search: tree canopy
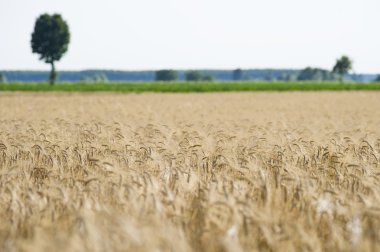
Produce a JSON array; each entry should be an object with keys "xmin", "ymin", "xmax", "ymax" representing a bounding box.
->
[{"xmin": 31, "ymin": 14, "xmax": 70, "ymax": 85}]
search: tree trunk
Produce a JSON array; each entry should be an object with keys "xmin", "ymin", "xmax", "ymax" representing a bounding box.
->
[
  {"xmin": 339, "ymin": 74, "xmax": 344, "ymax": 83},
  {"xmin": 49, "ymin": 61, "xmax": 56, "ymax": 85}
]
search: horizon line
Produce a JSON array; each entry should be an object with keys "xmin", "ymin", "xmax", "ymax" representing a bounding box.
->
[{"xmin": 1, "ymin": 68, "xmax": 379, "ymax": 75}]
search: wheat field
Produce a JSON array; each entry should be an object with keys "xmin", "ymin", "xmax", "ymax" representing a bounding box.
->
[{"xmin": 0, "ymin": 92, "xmax": 380, "ymax": 252}]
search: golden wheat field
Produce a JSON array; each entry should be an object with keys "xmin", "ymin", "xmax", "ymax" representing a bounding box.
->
[{"xmin": 1, "ymin": 91, "xmax": 380, "ymax": 252}]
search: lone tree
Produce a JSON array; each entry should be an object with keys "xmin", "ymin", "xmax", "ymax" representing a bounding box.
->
[
  {"xmin": 332, "ymin": 56, "xmax": 352, "ymax": 82},
  {"xmin": 31, "ymin": 14, "xmax": 70, "ymax": 85}
]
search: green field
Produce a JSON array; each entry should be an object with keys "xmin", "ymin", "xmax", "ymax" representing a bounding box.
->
[{"xmin": 1, "ymin": 82, "xmax": 380, "ymax": 92}]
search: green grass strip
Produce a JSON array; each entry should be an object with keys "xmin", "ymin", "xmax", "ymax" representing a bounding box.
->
[{"xmin": 1, "ymin": 82, "xmax": 380, "ymax": 92}]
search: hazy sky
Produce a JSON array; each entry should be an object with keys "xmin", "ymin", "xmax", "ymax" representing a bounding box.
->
[{"xmin": 1, "ymin": 0, "xmax": 379, "ymax": 73}]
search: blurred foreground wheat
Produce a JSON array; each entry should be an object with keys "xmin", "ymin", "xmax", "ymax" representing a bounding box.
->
[{"xmin": 0, "ymin": 92, "xmax": 380, "ymax": 252}]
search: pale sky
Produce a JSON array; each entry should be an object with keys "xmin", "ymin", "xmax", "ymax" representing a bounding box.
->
[{"xmin": 0, "ymin": 0, "xmax": 379, "ymax": 73}]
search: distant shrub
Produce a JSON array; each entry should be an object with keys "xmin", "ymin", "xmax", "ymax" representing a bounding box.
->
[
  {"xmin": 201, "ymin": 75, "xmax": 214, "ymax": 81},
  {"xmin": 155, "ymin": 70, "xmax": 178, "ymax": 81},
  {"xmin": 297, "ymin": 67, "xmax": 338, "ymax": 81},
  {"xmin": 185, "ymin": 71, "xmax": 214, "ymax": 82},
  {"xmin": 232, "ymin": 68, "xmax": 243, "ymax": 81},
  {"xmin": 185, "ymin": 71, "xmax": 203, "ymax": 81}
]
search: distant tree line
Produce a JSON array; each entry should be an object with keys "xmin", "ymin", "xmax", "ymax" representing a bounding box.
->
[
  {"xmin": 80, "ymin": 73, "xmax": 108, "ymax": 83},
  {"xmin": 0, "ymin": 72, "xmax": 7, "ymax": 83},
  {"xmin": 296, "ymin": 68, "xmax": 339, "ymax": 81},
  {"xmin": 1, "ymin": 69, "xmax": 378, "ymax": 83}
]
